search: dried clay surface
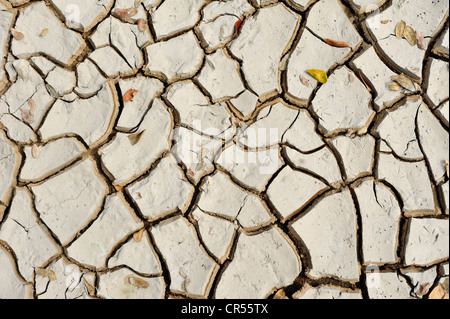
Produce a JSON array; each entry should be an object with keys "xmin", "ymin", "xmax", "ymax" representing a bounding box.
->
[{"xmin": 0, "ymin": 0, "xmax": 449, "ymax": 300}]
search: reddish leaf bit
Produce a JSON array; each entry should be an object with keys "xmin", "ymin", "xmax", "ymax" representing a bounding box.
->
[
  {"xmin": 123, "ymin": 89, "xmax": 138, "ymax": 102},
  {"xmin": 137, "ymin": 19, "xmax": 147, "ymax": 32},
  {"xmin": 21, "ymin": 108, "xmax": 34, "ymax": 124},
  {"xmin": 187, "ymin": 169, "xmax": 195, "ymax": 177},
  {"xmin": 235, "ymin": 19, "xmax": 243, "ymax": 34},
  {"xmin": 299, "ymin": 75, "xmax": 311, "ymax": 88},
  {"xmin": 114, "ymin": 8, "xmax": 138, "ymax": 18},
  {"xmin": 324, "ymin": 38, "xmax": 350, "ymax": 48}
]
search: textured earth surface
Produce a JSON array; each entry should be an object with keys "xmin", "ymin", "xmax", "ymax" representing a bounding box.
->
[{"xmin": 0, "ymin": 0, "xmax": 449, "ymax": 299}]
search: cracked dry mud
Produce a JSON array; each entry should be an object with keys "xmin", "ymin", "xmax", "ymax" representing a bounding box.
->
[{"xmin": 0, "ymin": 0, "xmax": 449, "ymax": 300}]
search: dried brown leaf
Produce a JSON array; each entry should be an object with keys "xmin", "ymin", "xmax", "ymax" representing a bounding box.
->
[
  {"xmin": 391, "ymin": 74, "xmax": 415, "ymax": 91},
  {"xmin": 128, "ymin": 130, "xmax": 146, "ymax": 145},
  {"xmin": 388, "ymin": 81, "xmax": 403, "ymax": 91},
  {"xmin": 134, "ymin": 0, "xmax": 143, "ymax": 8},
  {"xmin": 36, "ymin": 268, "xmax": 56, "ymax": 280},
  {"xmin": 11, "ymin": 28, "xmax": 24, "ymax": 40},
  {"xmin": 39, "ymin": 28, "xmax": 49, "ymax": 37},
  {"xmin": 137, "ymin": 19, "xmax": 146, "ymax": 32},
  {"xmin": 300, "ymin": 75, "xmax": 311, "ymax": 88},
  {"xmin": 115, "ymin": 8, "xmax": 138, "ymax": 18},
  {"xmin": 126, "ymin": 275, "xmax": 149, "ymax": 289},
  {"xmin": 404, "ymin": 26, "xmax": 417, "ymax": 46},
  {"xmin": 381, "ymin": 20, "xmax": 391, "ymax": 24},
  {"xmin": 133, "ymin": 229, "xmax": 145, "ymax": 242},
  {"xmin": 443, "ymin": 278, "xmax": 449, "ymax": 291},
  {"xmin": 395, "ymin": 20, "xmax": 406, "ymax": 39},
  {"xmin": 31, "ymin": 144, "xmax": 39, "ymax": 159},
  {"xmin": 46, "ymin": 84, "xmax": 58, "ymax": 98},
  {"xmin": 187, "ymin": 168, "xmax": 195, "ymax": 177},
  {"xmin": 416, "ymin": 283, "xmax": 431, "ymax": 297},
  {"xmin": 84, "ymin": 279, "xmax": 96, "ymax": 295},
  {"xmin": 324, "ymin": 38, "xmax": 350, "ymax": 48},
  {"xmin": 416, "ymin": 31, "xmax": 426, "ymax": 50},
  {"xmin": 429, "ymin": 284, "xmax": 446, "ymax": 299}
]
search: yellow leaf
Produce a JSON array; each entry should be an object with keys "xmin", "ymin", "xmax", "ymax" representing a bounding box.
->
[
  {"xmin": 306, "ymin": 69, "xmax": 328, "ymax": 84},
  {"xmin": 404, "ymin": 26, "xmax": 417, "ymax": 46},
  {"xmin": 133, "ymin": 229, "xmax": 145, "ymax": 242},
  {"xmin": 39, "ymin": 28, "xmax": 49, "ymax": 37},
  {"xmin": 395, "ymin": 20, "xmax": 406, "ymax": 39}
]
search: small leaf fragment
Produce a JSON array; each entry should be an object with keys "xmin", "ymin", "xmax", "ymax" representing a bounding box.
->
[
  {"xmin": 46, "ymin": 84, "xmax": 58, "ymax": 98},
  {"xmin": 137, "ymin": 19, "xmax": 146, "ymax": 32},
  {"xmin": 84, "ymin": 279, "xmax": 96, "ymax": 296},
  {"xmin": 429, "ymin": 284, "xmax": 446, "ymax": 299},
  {"xmin": 404, "ymin": 26, "xmax": 417, "ymax": 46},
  {"xmin": 348, "ymin": 74, "xmax": 355, "ymax": 83},
  {"xmin": 36, "ymin": 268, "xmax": 56, "ymax": 280},
  {"xmin": 324, "ymin": 38, "xmax": 350, "ymax": 48},
  {"xmin": 114, "ymin": 8, "xmax": 138, "ymax": 18},
  {"xmin": 126, "ymin": 275, "xmax": 149, "ymax": 289},
  {"xmin": 128, "ymin": 130, "xmax": 146, "ymax": 146},
  {"xmin": 114, "ymin": 185, "xmax": 124, "ymax": 192},
  {"xmin": 306, "ymin": 69, "xmax": 328, "ymax": 84},
  {"xmin": 133, "ymin": 229, "xmax": 145, "ymax": 242},
  {"xmin": 11, "ymin": 28, "xmax": 24, "ymax": 40},
  {"xmin": 299, "ymin": 75, "xmax": 311, "ymax": 88},
  {"xmin": 39, "ymin": 28, "xmax": 49, "ymax": 37},
  {"xmin": 31, "ymin": 144, "xmax": 40, "ymax": 159},
  {"xmin": 443, "ymin": 278, "xmax": 449, "ymax": 291},
  {"xmin": 28, "ymin": 99, "xmax": 36, "ymax": 115},
  {"xmin": 381, "ymin": 20, "xmax": 391, "ymax": 24},
  {"xmin": 20, "ymin": 108, "xmax": 34, "ymax": 124},
  {"xmin": 416, "ymin": 283, "xmax": 431, "ymax": 296},
  {"xmin": 388, "ymin": 81, "xmax": 403, "ymax": 91},
  {"xmin": 235, "ymin": 19, "xmax": 243, "ymax": 34},
  {"xmin": 395, "ymin": 20, "xmax": 406, "ymax": 39},
  {"xmin": 123, "ymin": 89, "xmax": 138, "ymax": 102},
  {"xmin": 273, "ymin": 289, "xmax": 287, "ymax": 299},
  {"xmin": 391, "ymin": 74, "xmax": 415, "ymax": 91},
  {"xmin": 416, "ymin": 31, "xmax": 426, "ymax": 50},
  {"xmin": 179, "ymin": 269, "xmax": 187, "ymax": 278}
]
